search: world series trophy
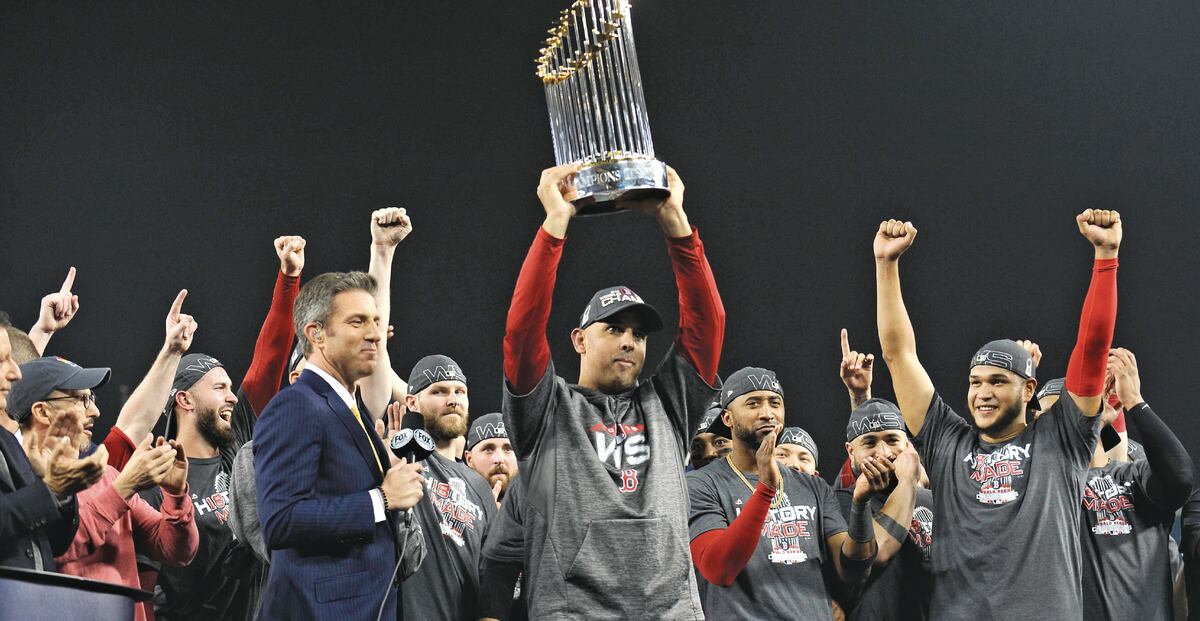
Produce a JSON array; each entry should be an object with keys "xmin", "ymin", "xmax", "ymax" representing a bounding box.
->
[{"xmin": 536, "ymin": 0, "xmax": 668, "ymax": 215}]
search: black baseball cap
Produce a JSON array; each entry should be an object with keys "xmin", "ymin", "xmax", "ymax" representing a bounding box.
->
[
  {"xmin": 971, "ymin": 339, "xmax": 1040, "ymax": 410},
  {"xmin": 778, "ymin": 427, "xmax": 819, "ymax": 463},
  {"xmin": 466, "ymin": 413, "xmax": 509, "ymax": 451},
  {"xmin": 720, "ymin": 367, "xmax": 784, "ymax": 409},
  {"xmin": 408, "ymin": 355, "xmax": 467, "ymax": 394},
  {"xmin": 845, "ymin": 398, "xmax": 907, "ymax": 442},
  {"xmin": 578, "ymin": 286, "xmax": 663, "ymax": 333},
  {"xmin": 695, "ymin": 400, "xmax": 728, "ymax": 439},
  {"xmin": 8, "ymin": 356, "xmax": 111, "ymax": 424}
]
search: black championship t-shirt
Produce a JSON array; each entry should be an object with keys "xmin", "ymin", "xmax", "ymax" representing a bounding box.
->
[
  {"xmin": 142, "ymin": 391, "xmax": 259, "ymax": 621},
  {"xmin": 913, "ymin": 393, "xmax": 1099, "ymax": 621},
  {"xmin": 687, "ymin": 458, "xmax": 847, "ymax": 620},
  {"xmin": 1080, "ymin": 460, "xmax": 1177, "ymax": 619},
  {"xmin": 835, "ymin": 486, "xmax": 934, "ymax": 621},
  {"xmin": 402, "ymin": 451, "xmax": 497, "ymax": 621}
]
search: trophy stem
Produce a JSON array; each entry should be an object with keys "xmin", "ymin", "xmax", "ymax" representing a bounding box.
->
[
  {"xmin": 592, "ymin": 0, "xmax": 629, "ymax": 156},
  {"xmin": 607, "ymin": 0, "xmax": 642, "ymax": 155},
  {"xmin": 616, "ymin": 0, "xmax": 654, "ymax": 157}
]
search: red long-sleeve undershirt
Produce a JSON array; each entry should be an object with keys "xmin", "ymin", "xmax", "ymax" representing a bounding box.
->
[
  {"xmin": 690, "ymin": 482, "xmax": 775, "ymax": 587},
  {"xmin": 503, "ymin": 226, "xmax": 724, "ymax": 394},
  {"xmin": 1065, "ymin": 258, "xmax": 1118, "ymax": 397},
  {"xmin": 240, "ymin": 271, "xmax": 300, "ymax": 415}
]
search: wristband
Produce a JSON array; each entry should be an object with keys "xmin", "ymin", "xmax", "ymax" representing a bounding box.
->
[
  {"xmin": 378, "ymin": 486, "xmax": 391, "ymax": 512},
  {"xmin": 876, "ymin": 513, "xmax": 909, "ymax": 544},
  {"xmin": 848, "ymin": 500, "xmax": 874, "ymax": 544}
]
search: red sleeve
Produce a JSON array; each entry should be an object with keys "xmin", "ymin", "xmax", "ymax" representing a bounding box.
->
[
  {"xmin": 503, "ymin": 227, "xmax": 564, "ymax": 394},
  {"xmin": 102, "ymin": 426, "xmax": 137, "ymax": 470},
  {"xmin": 130, "ymin": 485, "xmax": 199, "ymax": 566},
  {"xmin": 1065, "ymin": 258, "xmax": 1118, "ymax": 397},
  {"xmin": 689, "ymin": 482, "xmax": 774, "ymax": 587},
  {"xmin": 240, "ymin": 271, "xmax": 301, "ymax": 415},
  {"xmin": 666, "ymin": 228, "xmax": 725, "ymax": 384}
]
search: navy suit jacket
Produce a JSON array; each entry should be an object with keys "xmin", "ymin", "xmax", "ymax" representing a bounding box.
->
[
  {"xmin": 255, "ymin": 369, "xmax": 398, "ymax": 620},
  {"xmin": 0, "ymin": 428, "xmax": 78, "ymax": 570}
]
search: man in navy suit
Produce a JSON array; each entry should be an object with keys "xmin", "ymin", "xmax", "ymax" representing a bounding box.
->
[{"xmin": 255, "ymin": 271, "xmax": 426, "ymax": 620}]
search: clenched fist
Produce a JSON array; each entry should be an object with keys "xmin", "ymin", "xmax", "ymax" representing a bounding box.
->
[
  {"xmin": 274, "ymin": 236, "xmax": 306, "ymax": 277},
  {"xmin": 874, "ymin": 219, "xmax": 917, "ymax": 262},
  {"xmin": 371, "ymin": 207, "xmax": 413, "ymax": 247},
  {"xmin": 1076, "ymin": 209, "xmax": 1122, "ymax": 259}
]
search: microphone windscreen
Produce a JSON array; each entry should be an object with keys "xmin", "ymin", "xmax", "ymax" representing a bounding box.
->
[{"xmin": 401, "ymin": 410, "xmax": 425, "ymax": 431}]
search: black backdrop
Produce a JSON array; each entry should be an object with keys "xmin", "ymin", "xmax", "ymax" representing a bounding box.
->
[{"xmin": 3, "ymin": 2, "xmax": 1197, "ymax": 477}]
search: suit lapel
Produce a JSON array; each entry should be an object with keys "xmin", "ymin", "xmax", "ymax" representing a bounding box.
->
[{"xmin": 299, "ymin": 371, "xmax": 384, "ymax": 482}]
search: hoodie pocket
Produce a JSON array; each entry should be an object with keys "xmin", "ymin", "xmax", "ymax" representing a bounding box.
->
[{"xmin": 563, "ymin": 517, "xmax": 687, "ymax": 607}]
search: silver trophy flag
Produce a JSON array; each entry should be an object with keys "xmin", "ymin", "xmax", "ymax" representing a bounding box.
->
[{"xmin": 536, "ymin": 0, "xmax": 668, "ymax": 215}]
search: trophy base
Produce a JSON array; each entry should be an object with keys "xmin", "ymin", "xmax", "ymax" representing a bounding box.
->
[{"xmin": 563, "ymin": 159, "xmax": 669, "ymax": 216}]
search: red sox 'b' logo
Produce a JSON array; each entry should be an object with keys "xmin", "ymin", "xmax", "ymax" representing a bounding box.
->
[{"xmin": 618, "ymin": 468, "xmax": 640, "ymax": 493}]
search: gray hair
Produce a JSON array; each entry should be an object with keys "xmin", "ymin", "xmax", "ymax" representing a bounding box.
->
[{"xmin": 293, "ymin": 271, "xmax": 377, "ymax": 356}]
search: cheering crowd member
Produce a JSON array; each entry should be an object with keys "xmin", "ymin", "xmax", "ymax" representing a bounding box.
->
[
  {"xmin": 255, "ymin": 271, "xmax": 426, "ymax": 621},
  {"xmin": 838, "ymin": 399, "xmax": 932, "ymax": 621},
  {"xmin": 873, "ymin": 210, "xmax": 1122, "ymax": 620},
  {"xmin": 502, "ymin": 164, "xmax": 724, "ymax": 619},
  {"xmin": 835, "ymin": 330, "xmax": 933, "ymax": 620},
  {"xmin": 1078, "ymin": 348, "xmax": 1193, "ymax": 618},
  {"xmin": 9, "ymin": 356, "xmax": 199, "ymax": 621},
  {"xmin": 0, "ymin": 326, "xmax": 98, "ymax": 571},
  {"xmin": 687, "ymin": 367, "xmax": 876, "ymax": 619},
  {"xmin": 140, "ymin": 235, "xmax": 304, "ymax": 621},
  {"xmin": 401, "ymin": 355, "xmax": 497, "ymax": 621}
]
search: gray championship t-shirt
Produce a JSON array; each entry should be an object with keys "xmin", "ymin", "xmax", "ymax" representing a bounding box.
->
[
  {"xmin": 687, "ymin": 459, "xmax": 847, "ymax": 620},
  {"xmin": 502, "ymin": 346, "xmax": 715, "ymax": 620},
  {"xmin": 835, "ymin": 486, "xmax": 934, "ymax": 621},
  {"xmin": 402, "ymin": 451, "xmax": 497, "ymax": 621},
  {"xmin": 1080, "ymin": 460, "xmax": 1176, "ymax": 619},
  {"xmin": 913, "ymin": 393, "xmax": 1100, "ymax": 621}
]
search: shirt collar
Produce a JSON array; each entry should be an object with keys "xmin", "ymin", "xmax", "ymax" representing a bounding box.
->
[{"xmin": 306, "ymin": 364, "xmax": 357, "ymax": 412}]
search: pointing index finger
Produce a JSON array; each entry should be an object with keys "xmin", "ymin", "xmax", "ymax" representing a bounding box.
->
[
  {"xmin": 169, "ymin": 289, "xmax": 188, "ymax": 319},
  {"xmin": 60, "ymin": 266, "xmax": 77, "ymax": 294},
  {"xmin": 840, "ymin": 328, "xmax": 851, "ymax": 358}
]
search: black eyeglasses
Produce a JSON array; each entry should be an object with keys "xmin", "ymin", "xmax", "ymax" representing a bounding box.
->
[{"xmin": 44, "ymin": 393, "xmax": 97, "ymax": 408}]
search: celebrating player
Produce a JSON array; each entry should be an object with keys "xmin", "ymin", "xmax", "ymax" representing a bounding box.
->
[{"xmin": 873, "ymin": 209, "xmax": 1121, "ymax": 620}]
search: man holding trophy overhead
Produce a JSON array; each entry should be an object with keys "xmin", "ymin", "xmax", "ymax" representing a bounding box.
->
[{"xmin": 501, "ymin": 6, "xmax": 723, "ymax": 617}]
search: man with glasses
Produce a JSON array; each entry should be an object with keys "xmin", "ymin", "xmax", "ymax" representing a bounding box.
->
[{"xmin": 8, "ymin": 354, "xmax": 199, "ymax": 621}]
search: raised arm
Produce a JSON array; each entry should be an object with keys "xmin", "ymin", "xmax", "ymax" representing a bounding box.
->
[
  {"xmin": 1065, "ymin": 210, "xmax": 1122, "ymax": 416},
  {"xmin": 27, "ymin": 267, "xmax": 80, "ymax": 355},
  {"xmin": 874, "ymin": 220, "xmax": 935, "ymax": 434},
  {"xmin": 360, "ymin": 208, "xmax": 412, "ymax": 420},
  {"xmin": 239, "ymin": 236, "xmax": 304, "ymax": 415},
  {"xmin": 840, "ymin": 329, "xmax": 874, "ymax": 411},
  {"xmin": 112, "ymin": 290, "xmax": 196, "ymax": 445},
  {"xmin": 643, "ymin": 168, "xmax": 724, "ymax": 383},
  {"xmin": 503, "ymin": 165, "xmax": 579, "ymax": 394},
  {"xmin": 1109, "ymin": 348, "xmax": 1193, "ymax": 507}
]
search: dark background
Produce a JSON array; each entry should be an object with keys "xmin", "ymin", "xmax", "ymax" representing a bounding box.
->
[{"xmin": 3, "ymin": 2, "xmax": 1197, "ymax": 478}]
